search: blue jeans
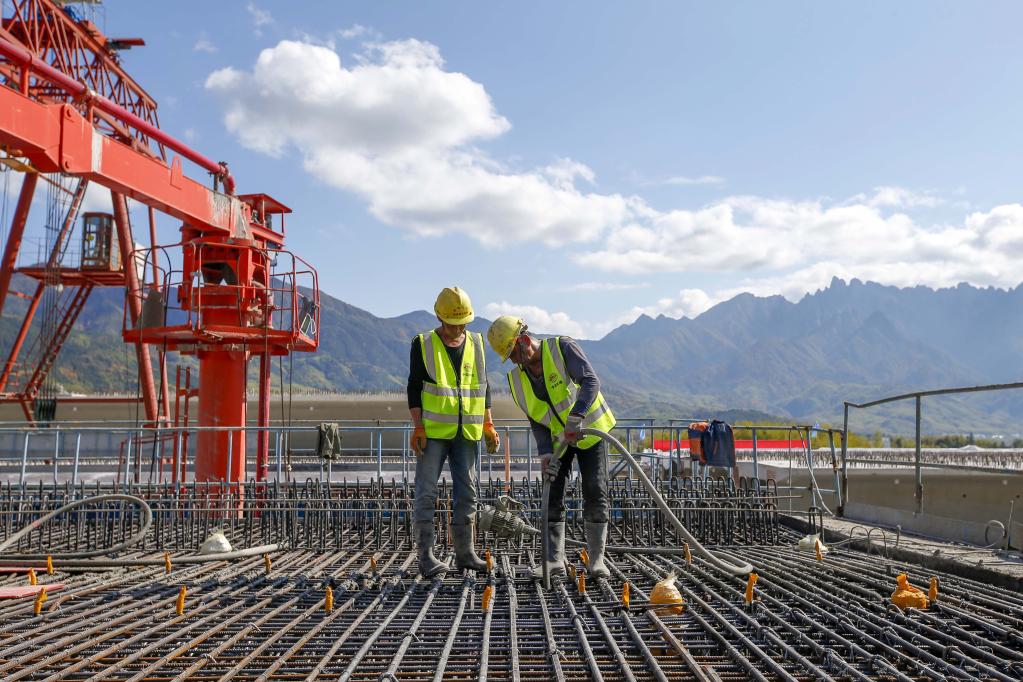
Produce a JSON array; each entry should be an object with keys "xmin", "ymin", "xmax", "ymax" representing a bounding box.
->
[{"xmin": 414, "ymin": 433, "xmax": 479, "ymax": 528}]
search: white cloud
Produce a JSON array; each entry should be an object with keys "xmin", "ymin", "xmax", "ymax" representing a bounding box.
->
[
  {"xmin": 339, "ymin": 24, "xmax": 370, "ymax": 39},
  {"xmin": 204, "ymin": 35, "xmax": 1023, "ymax": 335},
  {"xmin": 483, "ymin": 302, "xmax": 587, "ymax": 339},
  {"xmin": 561, "ymin": 281, "xmax": 649, "ymax": 292},
  {"xmin": 193, "ymin": 33, "xmax": 217, "ymax": 53},
  {"xmin": 246, "ymin": 3, "xmax": 273, "ymax": 35},
  {"xmin": 849, "ymin": 186, "xmax": 944, "ymax": 209},
  {"xmin": 575, "ymin": 194, "xmax": 1023, "ymax": 292},
  {"xmin": 626, "ymin": 289, "xmax": 716, "ymax": 320},
  {"xmin": 206, "ymin": 38, "xmax": 637, "ymax": 246},
  {"xmin": 663, "ymin": 175, "xmax": 725, "ymax": 186}
]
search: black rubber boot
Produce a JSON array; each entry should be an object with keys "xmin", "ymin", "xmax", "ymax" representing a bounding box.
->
[
  {"xmin": 531, "ymin": 522, "xmax": 567, "ymax": 579},
  {"xmin": 585, "ymin": 521, "xmax": 611, "ymax": 579},
  {"xmin": 416, "ymin": 521, "xmax": 447, "ymax": 577},
  {"xmin": 452, "ymin": 523, "xmax": 487, "ymax": 571}
]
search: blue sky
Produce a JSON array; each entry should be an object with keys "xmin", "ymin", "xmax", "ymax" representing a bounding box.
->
[{"xmin": 78, "ymin": 1, "xmax": 1023, "ymax": 337}]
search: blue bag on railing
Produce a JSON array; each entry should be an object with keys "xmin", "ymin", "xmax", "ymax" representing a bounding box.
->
[{"xmin": 700, "ymin": 420, "xmax": 736, "ymax": 467}]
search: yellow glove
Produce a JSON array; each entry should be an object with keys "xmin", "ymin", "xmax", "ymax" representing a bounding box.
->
[
  {"xmin": 483, "ymin": 422, "xmax": 500, "ymax": 454},
  {"xmin": 412, "ymin": 425, "xmax": 427, "ymax": 456}
]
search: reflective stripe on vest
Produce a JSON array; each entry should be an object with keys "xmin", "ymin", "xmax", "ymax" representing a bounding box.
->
[
  {"xmin": 420, "ymin": 331, "xmax": 486, "ymax": 440},
  {"xmin": 507, "ymin": 336, "xmax": 615, "ymax": 452}
]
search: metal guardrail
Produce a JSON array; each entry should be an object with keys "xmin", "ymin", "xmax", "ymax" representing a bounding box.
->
[
  {"xmin": 843, "ymin": 381, "xmax": 1023, "ymax": 514},
  {"xmin": 0, "ymin": 417, "xmax": 1018, "ymax": 508}
]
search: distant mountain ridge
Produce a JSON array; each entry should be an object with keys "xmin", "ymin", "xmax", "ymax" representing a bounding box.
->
[{"xmin": 2, "ymin": 275, "xmax": 1021, "ymax": 433}]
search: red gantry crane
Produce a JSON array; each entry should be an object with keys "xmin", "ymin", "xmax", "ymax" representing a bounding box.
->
[{"xmin": 0, "ymin": 0, "xmax": 319, "ymax": 484}]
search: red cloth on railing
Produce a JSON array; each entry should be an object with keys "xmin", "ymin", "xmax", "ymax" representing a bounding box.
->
[{"xmin": 651, "ymin": 439, "xmax": 805, "ymax": 451}]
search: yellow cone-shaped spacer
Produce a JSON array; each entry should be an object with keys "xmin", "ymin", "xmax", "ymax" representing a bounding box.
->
[
  {"xmin": 580, "ymin": 548, "xmax": 589, "ymax": 567},
  {"xmin": 577, "ymin": 571, "xmax": 586, "ymax": 594},
  {"xmin": 485, "ymin": 549, "xmax": 493, "ymax": 573},
  {"xmin": 745, "ymin": 572, "xmax": 759, "ymax": 605},
  {"xmin": 683, "ymin": 542, "xmax": 692, "ymax": 565},
  {"xmin": 175, "ymin": 586, "xmax": 187, "ymax": 616},
  {"xmin": 264, "ymin": 554, "xmax": 272, "ymax": 574},
  {"xmin": 164, "ymin": 551, "xmax": 172, "ymax": 575},
  {"xmin": 46, "ymin": 555, "xmax": 53, "ymax": 575},
  {"xmin": 622, "ymin": 581, "xmax": 630, "ymax": 608},
  {"xmin": 891, "ymin": 573, "xmax": 928, "ymax": 610},
  {"xmin": 814, "ymin": 539, "xmax": 824, "ymax": 562},
  {"xmin": 325, "ymin": 586, "xmax": 334, "ymax": 613},
  {"xmin": 650, "ymin": 574, "xmax": 685, "ymax": 615},
  {"xmin": 33, "ymin": 587, "xmax": 47, "ymax": 616},
  {"xmin": 482, "ymin": 584, "xmax": 493, "ymax": 611},
  {"xmin": 929, "ymin": 577, "xmax": 938, "ymax": 603},
  {"xmin": 27, "ymin": 568, "xmax": 37, "ymax": 586},
  {"xmin": 370, "ymin": 556, "xmax": 377, "ymax": 573}
]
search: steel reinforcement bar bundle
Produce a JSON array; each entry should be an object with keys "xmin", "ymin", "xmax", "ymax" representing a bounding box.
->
[{"xmin": 0, "ymin": 482, "xmax": 1021, "ymax": 680}]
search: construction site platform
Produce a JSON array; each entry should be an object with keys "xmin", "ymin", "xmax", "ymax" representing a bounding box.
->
[{"xmin": 0, "ymin": 480, "xmax": 1020, "ymax": 680}]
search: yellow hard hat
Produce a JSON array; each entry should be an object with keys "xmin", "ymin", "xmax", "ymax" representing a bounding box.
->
[
  {"xmin": 487, "ymin": 315, "xmax": 526, "ymax": 362},
  {"xmin": 434, "ymin": 286, "xmax": 474, "ymax": 325}
]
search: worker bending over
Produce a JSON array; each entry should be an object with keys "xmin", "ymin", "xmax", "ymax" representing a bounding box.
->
[
  {"xmin": 487, "ymin": 315, "xmax": 616, "ymax": 579},
  {"xmin": 408, "ymin": 287, "xmax": 501, "ymax": 576}
]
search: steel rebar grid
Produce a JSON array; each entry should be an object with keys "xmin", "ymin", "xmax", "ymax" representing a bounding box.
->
[{"xmin": 0, "ymin": 482, "xmax": 1021, "ymax": 680}]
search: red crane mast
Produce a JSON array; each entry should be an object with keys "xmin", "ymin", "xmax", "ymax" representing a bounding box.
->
[{"xmin": 0, "ymin": 0, "xmax": 319, "ymax": 484}]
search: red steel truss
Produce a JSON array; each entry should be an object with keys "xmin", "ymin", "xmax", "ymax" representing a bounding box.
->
[{"xmin": 0, "ymin": 2, "xmax": 319, "ymax": 484}]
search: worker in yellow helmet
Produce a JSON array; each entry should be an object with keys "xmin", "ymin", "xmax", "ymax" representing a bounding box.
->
[
  {"xmin": 408, "ymin": 287, "xmax": 500, "ymax": 576},
  {"xmin": 487, "ymin": 314, "xmax": 616, "ymax": 580}
]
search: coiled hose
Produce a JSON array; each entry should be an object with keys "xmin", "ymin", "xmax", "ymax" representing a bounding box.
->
[
  {"xmin": 0, "ymin": 494, "xmax": 279, "ymax": 568},
  {"xmin": 541, "ymin": 428, "xmax": 754, "ymax": 588}
]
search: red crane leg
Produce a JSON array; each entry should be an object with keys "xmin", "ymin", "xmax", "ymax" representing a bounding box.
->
[
  {"xmin": 195, "ymin": 349, "xmax": 247, "ymax": 483},
  {"xmin": 0, "ymin": 173, "xmax": 38, "ymax": 320},
  {"xmin": 256, "ymin": 351, "xmax": 271, "ymax": 481},
  {"xmin": 0, "ymin": 282, "xmax": 43, "ymax": 392},
  {"xmin": 111, "ymin": 191, "xmax": 159, "ymax": 425},
  {"xmin": 0, "ymin": 177, "xmax": 87, "ymax": 394}
]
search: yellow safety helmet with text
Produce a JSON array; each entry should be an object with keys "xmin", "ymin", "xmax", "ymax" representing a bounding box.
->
[
  {"xmin": 434, "ymin": 286, "xmax": 474, "ymax": 325},
  {"xmin": 487, "ymin": 315, "xmax": 526, "ymax": 362}
]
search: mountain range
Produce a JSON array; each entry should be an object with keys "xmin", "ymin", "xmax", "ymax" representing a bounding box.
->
[{"xmin": 2, "ymin": 275, "xmax": 1021, "ymax": 435}]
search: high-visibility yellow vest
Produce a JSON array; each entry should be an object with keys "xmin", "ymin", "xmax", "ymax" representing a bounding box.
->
[
  {"xmin": 507, "ymin": 337, "xmax": 616, "ymax": 452},
  {"xmin": 419, "ymin": 330, "xmax": 486, "ymax": 440}
]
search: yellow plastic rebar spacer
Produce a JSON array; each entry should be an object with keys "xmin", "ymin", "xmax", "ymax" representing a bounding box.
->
[
  {"xmin": 580, "ymin": 548, "xmax": 589, "ymax": 567},
  {"xmin": 745, "ymin": 572, "xmax": 759, "ymax": 605},
  {"xmin": 577, "ymin": 571, "xmax": 586, "ymax": 594},
  {"xmin": 325, "ymin": 586, "xmax": 334, "ymax": 613},
  {"xmin": 45, "ymin": 555, "xmax": 53, "ymax": 575},
  {"xmin": 164, "ymin": 551, "xmax": 172, "ymax": 575},
  {"xmin": 27, "ymin": 568, "xmax": 37, "ymax": 586},
  {"xmin": 33, "ymin": 587, "xmax": 47, "ymax": 616},
  {"xmin": 175, "ymin": 586, "xmax": 187, "ymax": 616},
  {"xmin": 814, "ymin": 539, "xmax": 824, "ymax": 562},
  {"xmin": 622, "ymin": 582, "xmax": 630, "ymax": 609},
  {"xmin": 683, "ymin": 542, "xmax": 692, "ymax": 565},
  {"xmin": 263, "ymin": 554, "xmax": 272, "ymax": 574},
  {"xmin": 482, "ymin": 584, "xmax": 493, "ymax": 611},
  {"xmin": 485, "ymin": 549, "xmax": 493, "ymax": 573},
  {"xmin": 929, "ymin": 577, "xmax": 938, "ymax": 603},
  {"xmin": 370, "ymin": 556, "xmax": 377, "ymax": 573},
  {"xmin": 891, "ymin": 573, "xmax": 928, "ymax": 609}
]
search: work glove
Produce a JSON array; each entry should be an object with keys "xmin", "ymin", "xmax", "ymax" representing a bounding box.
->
[
  {"xmin": 412, "ymin": 425, "xmax": 427, "ymax": 456},
  {"xmin": 563, "ymin": 413, "xmax": 584, "ymax": 444},
  {"xmin": 539, "ymin": 453, "xmax": 552, "ymax": 476},
  {"xmin": 483, "ymin": 422, "xmax": 500, "ymax": 454}
]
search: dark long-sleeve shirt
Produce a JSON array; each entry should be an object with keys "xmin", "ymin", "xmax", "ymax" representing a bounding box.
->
[
  {"xmin": 522, "ymin": 337, "xmax": 600, "ymax": 454},
  {"xmin": 406, "ymin": 333, "xmax": 492, "ymax": 410}
]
